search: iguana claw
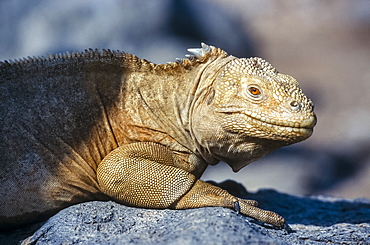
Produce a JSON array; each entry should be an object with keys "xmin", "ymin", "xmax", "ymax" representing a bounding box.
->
[{"xmin": 234, "ymin": 201, "xmax": 241, "ymax": 214}]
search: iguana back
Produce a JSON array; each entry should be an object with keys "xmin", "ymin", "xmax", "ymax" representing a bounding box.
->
[{"xmin": 0, "ymin": 50, "xmax": 125, "ymax": 228}]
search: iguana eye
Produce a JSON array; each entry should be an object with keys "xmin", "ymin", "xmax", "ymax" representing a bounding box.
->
[
  {"xmin": 241, "ymin": 78, "xmax": 263, "ymax": 101},
  {"xmin": 247, "ymin": 86, "xmax": 262, "ymax": 98},
  {"xmin": 249, "ymin": 87, "xmax": 260, "ymax": 95}
]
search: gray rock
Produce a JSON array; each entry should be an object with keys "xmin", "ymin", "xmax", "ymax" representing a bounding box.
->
[
  {"xmin": 19, "ymin": 184, "xmax": 370, "ymax": 245},
  {"xmin": 21, "ymin": 202, "xmax": 281, "ymax": 245}
]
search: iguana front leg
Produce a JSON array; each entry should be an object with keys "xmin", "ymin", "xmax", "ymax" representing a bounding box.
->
[
  {"xmin": 97, "ymin": 142, "xmax": 196, "ymax": 208},
  {"xmin": 97, "ymin": 142, "xmax": 285, "ymax": 227}
]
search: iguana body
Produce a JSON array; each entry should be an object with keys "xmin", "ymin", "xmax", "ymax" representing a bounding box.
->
[{"xmin": 0, "ymin": 44, "xmax": 316, "ymax": 230}]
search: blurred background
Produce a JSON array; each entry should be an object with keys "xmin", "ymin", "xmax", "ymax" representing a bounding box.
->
[{"xmin": 1, "ymin": 0, "xmax": 369, "ymax": 199}]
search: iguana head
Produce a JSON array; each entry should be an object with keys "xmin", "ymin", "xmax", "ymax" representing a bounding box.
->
[{"xmin": 188, "ymin": 44, "xmax": 316, "ymax": 172}]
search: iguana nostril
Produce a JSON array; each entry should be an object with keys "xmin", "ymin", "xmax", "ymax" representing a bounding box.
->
[{"xmin": 290, "ymin": 100, "xmax": 301, "ymax": 111}]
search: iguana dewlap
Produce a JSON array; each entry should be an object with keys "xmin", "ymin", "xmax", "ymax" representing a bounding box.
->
[{"xmin": 0, "ymin": 43, "xmax": 316, "ymax": 230}]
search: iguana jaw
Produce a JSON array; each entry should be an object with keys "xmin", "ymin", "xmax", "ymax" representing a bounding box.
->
[
  {"xmin": 243, "ymin": 110, "xmax": 316, "ymax": 129},
  {"xmin": 243, "ymin": 111, "xmax": 316, "ymax": 140},
  {"xmin": 217, "ymin": 109, "xmax": 316, "ymax": 144}
]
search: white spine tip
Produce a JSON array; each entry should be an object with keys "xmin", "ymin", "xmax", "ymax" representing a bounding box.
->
[
  {"xmin": 187, "ymin": 48, "xmax": 203, "ymax": 58},
  {"xmin": 201, "ymin": 42, "xmax": 210, "ymax": 52}
]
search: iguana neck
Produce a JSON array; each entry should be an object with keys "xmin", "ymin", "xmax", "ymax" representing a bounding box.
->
[{"xmin": 112, "ymin": 53, "xmax": 236, "ymax": 159}]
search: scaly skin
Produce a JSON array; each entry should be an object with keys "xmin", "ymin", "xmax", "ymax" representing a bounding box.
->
[{"xmin": 0, "ymin": 44, "xmax": 316, "ymax": 230}]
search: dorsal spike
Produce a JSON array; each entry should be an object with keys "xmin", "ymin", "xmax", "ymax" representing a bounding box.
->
[
  {"xmin": 187, "ymin": 42, "xmax": 212, "ymax": 59},
  {"xmin": 185, "ymin": 43, "xmax": 228, "ymax": 63},
  {"xmin": 187, "ymin": 48, "xmax": 203, "ymax": 59},
  {"xmin": 184, "ymin": 54, "xmax": 195, "ymax": 60},
  {"xmin": 201, "ymin": 42, "xmax": 210, "ymax": 53}
]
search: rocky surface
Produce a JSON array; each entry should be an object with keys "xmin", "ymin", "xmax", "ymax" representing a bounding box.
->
[{"xmin": 5, "ymin": 181, "xmax": 368, "ymax": 244}]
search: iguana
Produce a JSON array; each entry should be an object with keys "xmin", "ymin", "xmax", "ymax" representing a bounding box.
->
[{"xmin": 0, "ymin": 43, "xmax": 316, "ymax": 230}]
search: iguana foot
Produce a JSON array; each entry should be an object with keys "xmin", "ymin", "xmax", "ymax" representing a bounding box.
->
[
  {"xmin": 234, "ymin": 197, "xmax": 285, "ymax": 227},
  {"xmin": 174, "ymin": 180, "xmax": 285, "ymax": 228}
]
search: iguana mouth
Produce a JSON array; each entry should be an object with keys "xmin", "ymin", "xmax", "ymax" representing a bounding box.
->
[
  {"xmin": 245, "ymin": 111, "xmax": 316, "ymax": 129},
  {"xmin": 234, "ymin": 111, "xmax": 317, "ymax": 141}
]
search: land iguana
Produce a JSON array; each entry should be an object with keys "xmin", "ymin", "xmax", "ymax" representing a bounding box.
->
[{"xmin": 0, "ymin": 43, "xmax": 316, "ymax": 230}]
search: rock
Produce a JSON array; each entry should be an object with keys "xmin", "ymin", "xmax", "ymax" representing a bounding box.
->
[
  {"xmin": 19, "ymin": 182, "xmax": 370, "ymax": 245},
  {"xmin": 21, "ymin": 202, "xmax": 280, "ymax": 245}
]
